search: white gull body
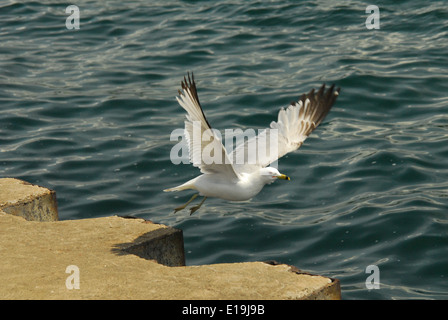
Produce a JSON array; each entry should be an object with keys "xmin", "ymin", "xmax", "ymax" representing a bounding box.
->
[{"xmin": 164, "ymin": 73, "xmax": 340, "ymax": 214}]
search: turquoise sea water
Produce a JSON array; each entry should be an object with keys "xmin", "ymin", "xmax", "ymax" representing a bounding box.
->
[{"xmin": 1, "ymin": 1, "xmax": 447, "ymax": 299}]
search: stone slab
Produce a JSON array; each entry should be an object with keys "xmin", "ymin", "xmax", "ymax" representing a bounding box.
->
[
  {"xmin": 0, "ymin": 213, "xmax": 340, "ymax": 299},
  {"xmin": 0, "ymin": 177, "xmax": 341, "ymax": 300},
  {"xmin": 0, "ymin": 178, "xmax": 58, "ymax": 221}
]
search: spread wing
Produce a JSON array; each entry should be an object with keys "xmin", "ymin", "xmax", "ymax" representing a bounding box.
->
[
  {"xmin": 229, "ymin": 84, "xmax": 340, "ymax": 173},
  {"xmin": 176, "ymin": 73, "xmax": 240, "ymax": 181}
]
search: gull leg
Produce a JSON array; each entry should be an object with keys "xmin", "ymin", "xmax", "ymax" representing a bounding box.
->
[
  {"xmin": 189, "ymin": 196, "xmax": 207, "ymax": 215},
  {"xmin": 173, "ymin": 194, "xmax": 198, "ymax": 213}
]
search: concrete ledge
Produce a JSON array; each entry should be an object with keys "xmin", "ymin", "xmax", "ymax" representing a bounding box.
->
[
  {"xmin": 0, "ymin": 178, "xmax": 341, "ymax": 300},
  {"xmin": 0, "ymin": 178, "xmax": 58, "ymax": 221},
  {"xmin": 112, "ymin": 218, "xmax": 186, "ymax": 267}
]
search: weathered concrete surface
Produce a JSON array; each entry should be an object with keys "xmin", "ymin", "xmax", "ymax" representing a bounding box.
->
[
  {"xmin": 0, "ymin": 178, "xmax": 58, "ymax": 221},
  {"xmin": 0, "ymin": 213, "xmax": 340, "ymax": 300},
  {"xmin": 0, "ymin": 178, "xmax": 341, "ymax": 300},
  {"xmin": 117, "ymin": 222, "xmax": 185, "ymax": 267}
]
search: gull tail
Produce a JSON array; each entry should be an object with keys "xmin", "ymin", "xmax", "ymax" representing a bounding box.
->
[
  {"xmin": 163, "ymin": 185, "xmax": 187, "ymax": 192},
  {"xmin": 163, "ymin": 179, "xmax": 197, "ymax": 192}
]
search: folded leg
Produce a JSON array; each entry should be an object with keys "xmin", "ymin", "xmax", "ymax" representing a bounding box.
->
[
  {"xmin": 173, "ymin": 193, "xmax": 199, "ymax": 213},
  {"xmin": 189, "ymin": 196, "xmax": 207, "ymax": 215}
]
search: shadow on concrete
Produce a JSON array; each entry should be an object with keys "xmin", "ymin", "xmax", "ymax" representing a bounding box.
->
[{"xmin": 111, "ymin": 218, "xmax": 185, "ymax": 267}]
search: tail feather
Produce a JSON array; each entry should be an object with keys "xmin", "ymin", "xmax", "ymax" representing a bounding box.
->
[
  {"xmin": 164, "ymin": 180, "xmax": 197, "ymax": 192},
  {"xmin": 163, "ymin": 186, "xmax": 184, "ymax": 192}
]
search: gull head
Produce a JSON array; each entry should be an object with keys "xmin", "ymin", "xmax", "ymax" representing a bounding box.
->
[{"xmin": 259, "ymin": 167, "xmax": 290, "ymax": 185}]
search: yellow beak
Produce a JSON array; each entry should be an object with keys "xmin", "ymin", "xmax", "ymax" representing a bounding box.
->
[{"xmin": 278, "ymin": 174, "xmax": 290, "ymax": 181}]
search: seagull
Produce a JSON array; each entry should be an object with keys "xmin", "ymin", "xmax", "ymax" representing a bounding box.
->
[{"xmin": 164, "ymin": 73, "xmax": 340, "ymax": 215}]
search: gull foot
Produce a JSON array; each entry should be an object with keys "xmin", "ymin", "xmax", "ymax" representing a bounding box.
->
[
  {"xmin": 189, "ymin": 196, "xmax": 207, "ymax": 215},
  {"xmin": 172, "ymin": 194, "xmax": 199, "ymax": 214}
]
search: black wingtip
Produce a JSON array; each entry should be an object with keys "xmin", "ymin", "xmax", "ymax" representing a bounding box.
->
[
  {"xmin": 296, "ymin": 82, "xmax": 341, "ymax": 130},
  {"xmin": 178, "ymin": 72, "xmax": 213, "ymax": 129},
  {"xmin": 180, "ymin": 71, "xmax": 200, "ymax": 103}
]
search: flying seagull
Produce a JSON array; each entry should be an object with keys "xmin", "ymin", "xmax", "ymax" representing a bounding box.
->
[{"xmin": 164, "ymin": 73, "xmax": 340, "ymax": 215}]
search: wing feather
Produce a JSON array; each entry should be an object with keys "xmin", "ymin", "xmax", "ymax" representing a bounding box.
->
[
  {"xmin": 176, "ymin": 73, "xmax": 240, "ymax": 181},
  {"xmin": 229, "ymin": 84, "xmax": 340, "ymax": 173}
]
